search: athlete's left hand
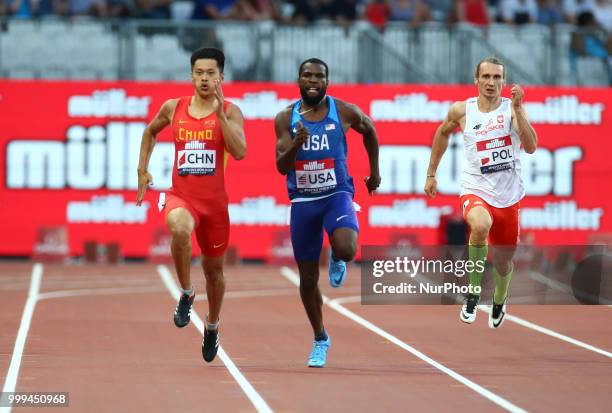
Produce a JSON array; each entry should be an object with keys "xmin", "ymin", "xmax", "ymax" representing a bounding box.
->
[
  {"xmin": 364, "ymin": 175, "xmax": 381, "ymax": 195},
  {"xmin": 511, "ymin": 84, "xmax": 524, "ymax": 109},
  {"xmin": 213, "ymin": 79, "xmax": 225, "ymax": 119}
]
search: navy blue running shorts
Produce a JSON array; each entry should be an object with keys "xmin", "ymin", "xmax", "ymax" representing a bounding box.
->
[{"xmin": 289, "ymin": 192, "xmax": 359, "ymax": 262}]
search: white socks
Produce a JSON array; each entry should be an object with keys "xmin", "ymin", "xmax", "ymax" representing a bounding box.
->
[{"xmin": 206, "ymin": 315, "xmax": 220, "ymax": 331}]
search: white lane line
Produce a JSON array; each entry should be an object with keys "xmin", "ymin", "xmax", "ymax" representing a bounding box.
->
[
  {"xmin": 415, "ymin": 272, "xmax": 612, "ymax": 358},
  {"xmin": 478, "ymin": 305, "xmax": 612, "ymax": 358},
  {"xmin": 195, "ymin": 288, "xmax": 300, "ymax": 301},
  {"xmin": 37, "ymin": 286, "xmax": 165, "ymax": 300},
  {"xmin": 328, "ymin": 295, "xmax": 362, "ymax": 305},
  {"xmin": 157, "ymin": 265, "xmax": 273, "ymax": 413},
  {"xmin": 35, "ymin": 287, "xmax": 298, "ymax": 302},
  {"xmin": 1, "ymin": 263, "xmax": 43, "ymax": 413},
  {"xmin": 280, "ymin": 266, "xmax": 527, "ymax": 413},
  {"xmin": 525, "ymin": 270, "xmax": 612, "ymax": 305}
]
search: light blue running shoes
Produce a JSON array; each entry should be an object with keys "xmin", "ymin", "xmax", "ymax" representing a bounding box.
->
[
  {"xmin": 328, "ymin": 255, "xmax": 347, "ymax": 288},
  {"xmin": 307, "ymin": 335, "xmax": 331, "ymax": 368}
]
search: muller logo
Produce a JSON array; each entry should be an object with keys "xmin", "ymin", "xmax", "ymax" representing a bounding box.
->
[
  {"xmin": 302, "ymin": 161, "xmax": 326, "ymax": 171},
  {"xmin": 485, "ymin": 138, "xmax": 506, "ymax": 150},
  {"xmin": 476, "ymin": 135, "xmax": 511, "ymax": 152}
]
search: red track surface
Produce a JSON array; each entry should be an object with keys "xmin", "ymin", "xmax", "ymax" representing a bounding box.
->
[{"xmin": 1, "ymin": 262, "xmax": 611, "ymax": 412}]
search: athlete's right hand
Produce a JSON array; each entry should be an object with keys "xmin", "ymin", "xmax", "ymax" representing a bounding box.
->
[
  {"xmin": 293, "ymin": 121, "xmax": 309, "ymax": 149},
  {"xmin": 424, "ymin": 176, "xmax": 437, "ymax": 198},
  {"xmin": 136, "ymin": 171, "xmax": 153, "ymax": 206}
]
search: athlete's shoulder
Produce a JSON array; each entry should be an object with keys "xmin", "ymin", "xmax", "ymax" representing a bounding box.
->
[
  {"xmin": 274, "ymin": 104, "xmax": 294, "ymax": 135},
  {"xmin": 224, "ymin": 100, "xmax": 244, "ymax": 118},
  {"xmin": 448, "ymin": 100, "xmax": 467, "ymax": 120},
  {"xmin": 333, "ymin": 98, "xmax": 364, "ymax": 119},
  {"xmin": 332, "ymin": 97, "xmax": 355, "ymax": 111},
  {"xmin": 275, "ymin": 104, "xmax": 294, "ymax": 124},
  {"xmin": 156, "ymin": 98, "xmax": 181, "ymax": 123},
  {"xmin": 161, "ymin": 98, "xmax": 180, "ymax": 111}
]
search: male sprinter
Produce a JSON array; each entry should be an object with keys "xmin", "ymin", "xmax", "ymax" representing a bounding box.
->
[
  {"xmin": 275, "ymin": 58, "xmax": 381, "ymax": 367},
  {"xmin": 136, "ymin": 47, "xmax": 246, "ymax": 361},
  {"xmin": 425, "ymin": 56, "xmax": 537, "ymax": 328}
]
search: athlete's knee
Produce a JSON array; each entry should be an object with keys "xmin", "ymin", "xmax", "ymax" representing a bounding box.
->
[
  {"xmin": 299, "ymin": 272, "xmax": 319, "ymax": 291},
  {"xmin": 333, "ymin": 242, "xmax": 356, "ymax": 262},
  {"xmin": 170, "ymin": 225, "xmax": 192, "ymax": 245},
  {"xmin": 470, "ymin": 220, "xmax": 492, "ymax": 241},
  {"xmin": 493, "ymin": 260, "xmax": 513, "ymax": 276},
  {"xmin": 167, "ymin": 212, "xmax": 194, "ymax": 244},
  {"xmin": 204, "ymin": 267, "xmax": 224, "ymax": 285},
  {"xmin": 202, "ymin": 259, "xmax": 224, "ymax": 284},
  {"xmin": 330, "ymin": 228, "xmax": 358, "ymax": 261}
]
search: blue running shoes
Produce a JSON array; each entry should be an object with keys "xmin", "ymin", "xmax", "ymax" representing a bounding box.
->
[
  {"xmin": 328, "ymin": 256, "xmax": 346, "ymax": 288},
  {"xmin": 307, "ymin": 336, "xmax": 331, "ymax": 368}
]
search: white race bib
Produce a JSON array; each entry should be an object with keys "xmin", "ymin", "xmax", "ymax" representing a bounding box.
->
[
  {"xmin": 476, "ymin": 135, "xmax": 515, "ymax": 174},
  {"xmin": 177, "ymin": 149, "xmax": 216, "ymax": 176},
  {"xmin": 295, "ymin": 159, "xmax": 337, "ymax": 193}
]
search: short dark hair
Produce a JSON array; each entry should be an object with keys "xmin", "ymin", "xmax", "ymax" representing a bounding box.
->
[
  {"xmin": 298, "ymin": 58, "xmax": 329, "ymax": 79},
  {"xmin": 474, "ymin": 56, "xmax": 506, "ymax": 80},
  {"xmin": 191, "ymin": 47, "xmax": 225, "ymax": 73}
]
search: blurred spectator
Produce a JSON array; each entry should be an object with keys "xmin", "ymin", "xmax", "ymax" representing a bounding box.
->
[
  {"xmin": 426, "ymin": 0, "xmax": 453, "ymax": 22},
  {"xmin": 318, "ymin": 0, "xmax": 358, "ymax": 23},
  {"xmin": 570, "ymin": 11, "xmax": 611, "ymax": 84},
  {"xmin": 388, "ymin": 0, "xmax": 431, "ymax": 25},
  {"xmin": 235, "ymin": 0, "xmax": 283, "ymax": 20},
  {"xmin": 192, "ymin": 0, "xmax": 239, "ymax": 19},
  {"xmin": 52, "ymin": 0, "xmax": 71, "ymax": 16},
  {"xmin": 593, "ymin": 0, "xmax": 612, "ymax": 30},
  {"xmin": 537, "ymin": 0, "xmax": 564, "ymax": 25},
  {"xmin": 364, "ymin": 0, "xmax": 391, "ymax": 29},
  {"xmin": 133, "ymin": 0, "xmax": 170, "ymax": 18},
  {"xmin": 500, "ymin": 0, "xmax": 538, "ymax": 24},
  {"xmin": 455, "ymin": 0, "xmax": 490, "ymax": 25},
  {"xmin": 33, "ymin": 0, "xmax": 55, "ymax": 15},
  {"xmin": 288, "ymin": 0, "xmax": 318, "ymax": 23},
  {"xmin": 70, "ymin": 0, "xmax": 108, "ymax": 16},
  {"xmin": 563, "ymin": 0, "xmax": 595, "ymax": 23},
  {"xmin": 1, "ymin": 0, "xmax": 31, "ymax": 17},
  {"xmin": 107, "ymin": 0, "xmax": 133, "ymax": 18}
]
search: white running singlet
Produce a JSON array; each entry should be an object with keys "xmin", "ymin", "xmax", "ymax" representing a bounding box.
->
[{"xmin": 460, "ymin": 97, "xmax": 524, "ymax": 208}]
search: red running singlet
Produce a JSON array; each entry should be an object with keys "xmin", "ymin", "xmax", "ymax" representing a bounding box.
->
[{"xmin": 171, "ymin": 96, "xmax": 229, "ymax": 201}]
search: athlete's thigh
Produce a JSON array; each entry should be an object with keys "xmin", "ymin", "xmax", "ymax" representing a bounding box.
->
[
  {"xmin": 290, "ymin": 200, "xmax": 325, "ymax": 262},
  {"xmin": 323, "ymin": 192, "xmax": 359, "ymax": 238},
  {"xmin": 461, "ymin": 194, "xmax": 493, "ymax": 230},
  {"xmin": 194, "ymin": 200, "xmax": 230, "ymax": 258},
  {"xmin": 165, "ymin": 193, "xmax": 198, "ymax": 231},
  {"xmin": 321, "ymin": 193, "xmax": 358, "ymax": 251},
  {"xmin": 489, "ymin": 202, "xmax": 520, "ymax": 247}
]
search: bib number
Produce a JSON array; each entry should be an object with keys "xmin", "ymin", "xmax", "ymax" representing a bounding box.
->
[
  {"xmin": 177, "ymin": 149, "xmax": 216, "ymax": 176},
  {"xmin": 476, "ymin": 136, "xmax": 515, "ymax": 174},
  {"xmin": 295, "ymin": 159, "xmax": 337, "ymax": 194}
]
